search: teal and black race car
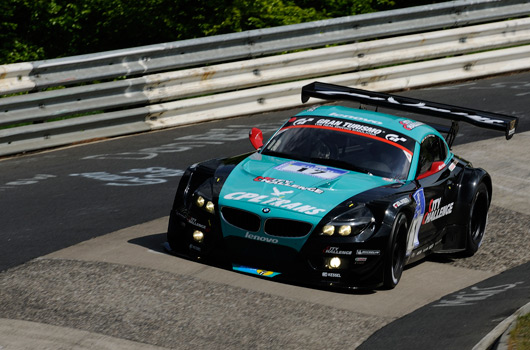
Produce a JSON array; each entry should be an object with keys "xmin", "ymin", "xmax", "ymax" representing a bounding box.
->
[{"xmin": 167, "ymin": 82, "xmax": 518, "ymax": 289}]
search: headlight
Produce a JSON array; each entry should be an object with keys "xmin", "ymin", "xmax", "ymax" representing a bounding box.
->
[
  {"xmin": 329, "ymin": 257, "xmax": 341, "ymax": 269},
  {"xmin": 338, "ymin": 225, "xmax": 352, "ymax": 236},
  {"xmin": 321, "ymin": 205, "xmax": 375, "ymax": 237},
  {"xmin": 321, "ymin": 225, "xmax": 335, "ymax": 236},
  {"xmin": 194, "ymin": 194, "xmax": 215, "ymax": 214},
  {"xmin": 205, "ymin": 201, "xmax": 215, "ymax": 214},
  {"xmin": 195, "ymin": 196, "xmax": 205, "ymax": 208},
  {"xmin": 192, "ymin": 230, "xmax": 204, "ymax": 243}
]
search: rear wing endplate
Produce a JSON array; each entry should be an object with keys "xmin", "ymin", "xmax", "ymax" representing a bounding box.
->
[{"xmin": 301, "ymin": 81, "xmax": 518, "ymax": 140}]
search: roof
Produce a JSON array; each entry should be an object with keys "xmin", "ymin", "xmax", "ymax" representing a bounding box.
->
[{"xmin": 296, "ymin": 104, "xmax": 441, "ymax": 143}]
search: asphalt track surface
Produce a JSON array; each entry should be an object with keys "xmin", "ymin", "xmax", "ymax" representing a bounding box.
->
[{"xmin": 1, "ymin": 72, "xmax": 529, "ymax": 349}]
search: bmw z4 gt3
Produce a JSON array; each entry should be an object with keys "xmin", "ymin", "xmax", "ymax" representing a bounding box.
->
[{"xmin": 167, "ymin": 82, "xmax": 518, "ymax": 289}]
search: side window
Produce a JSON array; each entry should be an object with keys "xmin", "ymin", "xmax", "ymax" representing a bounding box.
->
[{"xmin": 417, "ymin": 135, "xmax": 447, "ymax": 176}]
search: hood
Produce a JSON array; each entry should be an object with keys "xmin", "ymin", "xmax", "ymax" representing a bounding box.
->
[{"xmin": 218, "ymin": 153, "xmax": 395, "ymax": 251}]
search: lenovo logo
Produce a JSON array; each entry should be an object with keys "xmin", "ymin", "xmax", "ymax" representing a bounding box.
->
[{"xmin": 245, "ymin": 232, "xmax": 279, "ymax": 244}]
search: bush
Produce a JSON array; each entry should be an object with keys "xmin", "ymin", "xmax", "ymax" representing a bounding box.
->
[{"xmin": 1, "ymin": 0, "xmax": 445, "ymax": 64}]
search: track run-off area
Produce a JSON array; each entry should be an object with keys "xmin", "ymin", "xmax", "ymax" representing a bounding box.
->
[{"xmin": 1, "ymin": 73, "xmax": 530, "ymax": 349}]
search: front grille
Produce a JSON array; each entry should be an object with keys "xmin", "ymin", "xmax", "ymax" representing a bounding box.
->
[
  {"xmin": 264, "ymin": 218, "xmax": 312, "ymax": 237},
  {"xmin": 221, "ymin": 207, "xmax": 261, "ymax": 232},
  {"xmin": 225, "ymin": 236, "xmax": 304, "ymax": 272}
]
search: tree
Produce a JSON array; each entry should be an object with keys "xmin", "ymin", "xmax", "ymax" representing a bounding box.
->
[{"xmin": 0, "ymin": 0, "xmax": 445, "ymax": 64}]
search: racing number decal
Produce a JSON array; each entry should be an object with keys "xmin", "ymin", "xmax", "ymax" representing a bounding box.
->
[
  {"xmin": 406, "ymin": 188, "xmax": 425, "ymax": 257},
  {"xmin": 295, "ymin": 167, "xmax": 326, "ymax": 176},
  {"xmin": 275, "ymin": 161, "xmax": 348, "ymax": 180}
]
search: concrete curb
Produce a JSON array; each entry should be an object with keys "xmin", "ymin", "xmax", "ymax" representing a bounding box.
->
[
  {"xmin": 0, "ymin": 318, "xmax": 169, "ymax": 350},
  {"xmin": 473, "ymin": 301, "xmax": 530, "ymax": 350}
]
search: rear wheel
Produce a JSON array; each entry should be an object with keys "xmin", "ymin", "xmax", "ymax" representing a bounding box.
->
[
  {"xmin": 463, "ymin": 182, "xmax": 489, "ymax": 257},
  {"xmin": 383, "ymin": 212, "xmax": 408, "ymax": 289}
]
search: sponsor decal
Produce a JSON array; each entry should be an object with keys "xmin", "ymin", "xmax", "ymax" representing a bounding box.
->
[
  {"xmin": 400, "ymin": 120, "xmax": 424, "ymax": 130},
  {"xmin": 449, "ymin": 160, "xmax": 458, "ymax": 172},
  {"xmin": 356, "ymin": 249, "xmax": 380, "ymax": 256},
  {"xmin": 254, "ymin": 176, "xmax": 324, "ymax": 194},
  {"xmin": 188, "ymin": 217, "xmax": 207, "ymax": 230},
  {"xmin": 328, "ymin": 112, "xmax": 383, "ymax": 125},
  {"xmin": 318, "ymin": 91, "xmax": 507, "ymax": 126},
  {"xmin": 324, "ymin": 246, "xmax": 353, "ymax": 255},
  {"xmin": 355, "ymin": 257, "xmax": 367, "ymax": 263},
  {"xmin": 275, "ymin": 161, "xmax": 347, "ymax": 180},
  {"xmin": 175, "ymin": 210, "xmax": 188, "ymax": 220},
  {"xmin": 322, "ymin": 272, "xmax": 341, "ymax": 278},
  {"xmin": 411, "ymin": 243, "xmax": 435, "ymax": 258},
  {"xmin": 292, "ymin": 117, "xmax": 314, "ymax": 125},
  {"xmin": 386, "ymin": 134, "xmax": 408, "ymax": 143},
  {"xmin": 224, "ymin": 191, "xmax": 326, "ymax": 215},
  {"xmin": 316, "ymin": 118, "xmax": 383, "ymax": 136},
  {"xmin": 271, "ymin": 186, "xmax": 293, "ymax": 197},
  {"xmin": 393, "ymin": 197, "xmax": 411, "ymax": 209},
  {"xmin": 232, "ymin": 264, "xmax": 281, "ymax": 278},
  {"xmin": 281, "ymin": 115, "xmax": 415, "ymax": 155},
  {"xmin": 422, "ymin": 198, "xmax": 454, "ymax": 224},
  {"xmin": 305, "ymin": 105, "xmax": 320, "ymax": 112},
  {"xmin": 245, "ymin": 232, "xmax": 279, "ymax": 244},
  {"xmin": 390, "ymin": 99, "xmax": 505, "ymax": 126},
  {"xmin": 189, "ymin": 244, "xmax": 202, "ymax": 252},
  {"xmin": 176, "ymin": 211, "xmax": 209, "ymax": 230},
  {"xmin": 257, "ymin": 270, "xmax": 277, "ymax": 276},
  {"xmin": 406, "ymin": 188, "xmax": 425, "ymax": 256}
]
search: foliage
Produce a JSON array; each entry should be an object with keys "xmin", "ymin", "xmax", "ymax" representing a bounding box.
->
[
  {"xmin": 0, "ymin": 0, "xmax": 444, "ymax": 64},
  {"xmin": 509, "ymin": 314, "xmax": 530, "ymax": 350}
]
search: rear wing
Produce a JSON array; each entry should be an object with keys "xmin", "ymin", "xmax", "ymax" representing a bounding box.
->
[{"xmin": 301, "ymin": 81, "xmax": 518, "ymax": 141}]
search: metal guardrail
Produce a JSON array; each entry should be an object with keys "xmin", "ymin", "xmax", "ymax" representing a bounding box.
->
[
  {"xmin": 1, "ymin": 0, "xmax": 530, "ymax": 156},
  {"xmin": 1, "ymin": 0, "xmax": 529, "ymax": 94}
]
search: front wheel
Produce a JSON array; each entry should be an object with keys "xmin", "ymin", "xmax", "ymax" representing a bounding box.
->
[
  {"xmin": 462, "ymin": 182, "xmax": 489, "ymax": 257},
  {"xmin": 383, "ymin": 212, "xmax": 408, "ymax": 289}
]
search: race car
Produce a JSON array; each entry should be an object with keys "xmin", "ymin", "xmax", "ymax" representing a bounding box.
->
[{"xmin": 166, "ymin": 81, "xmax": 518, "ymax": 289}]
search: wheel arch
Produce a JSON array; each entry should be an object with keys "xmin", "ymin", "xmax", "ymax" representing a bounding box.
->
[
  {"xmin": 383, "ymin": 210, "xmax": 409, "ymax": 289},
  {"xmin": 458, "ymin": 167, "xmax": 492, "ymax": 212}
]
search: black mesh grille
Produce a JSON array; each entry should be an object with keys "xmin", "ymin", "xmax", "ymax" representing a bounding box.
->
[
  {"xmin": 264, "ymin": 219, "xmax": 312, "ymax": 237},
  {"xmin": 221, "ymin": 207, "xmax": 261, "ymax": 232},
  {"xmin": 225, "ymin": 237, "xmax": 305, "ymax": 272}
]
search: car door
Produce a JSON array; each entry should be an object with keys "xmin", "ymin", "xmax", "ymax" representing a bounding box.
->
[{"xmin": 415, "ymin": 134, "xmax": 455, "ymax": 246}]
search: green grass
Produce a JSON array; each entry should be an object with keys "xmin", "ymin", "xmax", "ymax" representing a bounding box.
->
[{"xmin": 509, "ymin": 314, "xmax": 530, "ymax": 350}]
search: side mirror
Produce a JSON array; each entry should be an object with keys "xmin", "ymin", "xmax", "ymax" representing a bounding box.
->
[
  {"xmin": 249, "ymin": 127, "xmax": 263, "ymax": 150},
  {"xmin": 417, "ymin": 161, "xmax": 446, "ymax": 180}
]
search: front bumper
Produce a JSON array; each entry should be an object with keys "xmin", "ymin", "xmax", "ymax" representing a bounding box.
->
[{"xmin": 167, "ymin": 208, "xmax": 391, "ymax": 289}]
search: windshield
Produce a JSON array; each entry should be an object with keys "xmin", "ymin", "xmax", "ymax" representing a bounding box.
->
[{"xmin": 262, "ymin": 117, "xmax": 413, "ymax": 180}]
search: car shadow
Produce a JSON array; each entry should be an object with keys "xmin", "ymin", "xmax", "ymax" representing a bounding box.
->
[
  {"xmin": 128, "ymin": 232, "xmax": 167, "ymax": 254},
  {"xmin": 426, "ymin": 254, "xmax": 458, "ymax": 264},
  {"xmin": 127, "ymin": 233, "xmax": 377, "ymax": 295}
]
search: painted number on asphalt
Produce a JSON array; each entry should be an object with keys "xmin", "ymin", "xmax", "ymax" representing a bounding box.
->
[
  {"xmin": 70, "ymin": 167, "xmax": 184, "ymax": 186},
  {"xmin": 433, "ymin": 282, "xmax": 524, "ymax": 307}
]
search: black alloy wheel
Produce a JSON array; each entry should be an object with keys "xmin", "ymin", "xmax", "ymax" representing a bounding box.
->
[
  {"xmin": 383, "ymin": 212, "xmax": 408, "ymax": 289},
  {"xmin": 463, "ymin": 182, "xmax": 489, "ymax": 257}
]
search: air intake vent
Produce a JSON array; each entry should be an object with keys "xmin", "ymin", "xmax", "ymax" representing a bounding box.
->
[
  {"xmin": 221, "ymin": 207, "xmax": 260, "ymax": 232},
  {"xmin": 264, "ymin": 219, "xmax": 312, "ymax": 237}
]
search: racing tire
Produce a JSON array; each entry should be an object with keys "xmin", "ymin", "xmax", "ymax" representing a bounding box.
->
[
  {"xmin": 462, "ymin": 182, "xmax": 489, "ymax": 257},
  {"xmin": 383, "ymin": 212, "xmax": 408, "ymax": 289}
]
